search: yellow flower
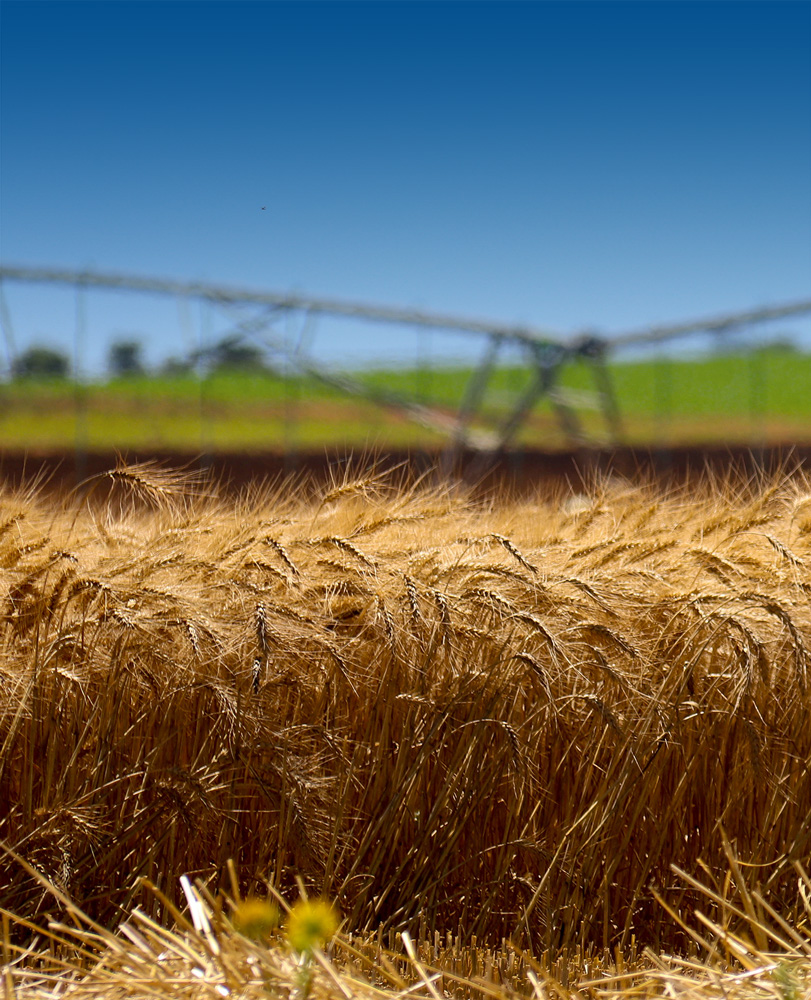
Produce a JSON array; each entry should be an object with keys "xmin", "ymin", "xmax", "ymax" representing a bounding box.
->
[
  {"xmin": 285, "ymin": 898, "xmax": 339, "ymax": 954},
  {"xmin": 232, "ymin": 897, "xmax": 280, "ymax": 942}
]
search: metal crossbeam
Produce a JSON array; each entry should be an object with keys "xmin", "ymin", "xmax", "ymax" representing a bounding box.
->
[
  {"xmin": 0, "ymin": 263, "xmax": 565, "ymax": 349},
  {"xmin": 609, "ymin": 300, "xmax": 811, "ymax": 347},
  {"xmin": 2, "ymin": 264, "xmax": 809, "ymax": 350}
]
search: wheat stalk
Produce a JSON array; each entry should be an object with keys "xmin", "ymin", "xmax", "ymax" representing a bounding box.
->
[{"xmin": 0, "ymin": 464, "xmax": 809, "ymax": 964}]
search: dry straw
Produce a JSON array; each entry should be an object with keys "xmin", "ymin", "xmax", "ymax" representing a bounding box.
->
[
  {"xmin": 3, "ymin": 847, "xmax": 810, "ymax": 998},
  {"xmin": 0, "ymin": 462, "xmax": 810, "ymax": 972}
]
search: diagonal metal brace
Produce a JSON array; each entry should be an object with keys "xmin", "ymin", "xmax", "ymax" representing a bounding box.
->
[
  {"xmin": 452, "ymin": 333, "xmax": 504, "ymax": 449},
  {"xmin": 494, "ymin": 342, "xmax": 570, "ymax": 451}
]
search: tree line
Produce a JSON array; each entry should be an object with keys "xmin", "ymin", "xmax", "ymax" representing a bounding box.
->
[{"xmin": 9, "ymin": 336, "xmax": 268, "ymax": 379}]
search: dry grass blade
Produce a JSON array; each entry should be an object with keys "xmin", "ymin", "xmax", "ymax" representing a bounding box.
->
[{"xmin": 4, "ymin": 857, "xmax": 811, "ymax": 998}]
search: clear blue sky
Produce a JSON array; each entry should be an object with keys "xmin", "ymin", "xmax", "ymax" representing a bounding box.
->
[{"xmin": 1, "ymin": 0, "xmax": 810, "ymax": 373}]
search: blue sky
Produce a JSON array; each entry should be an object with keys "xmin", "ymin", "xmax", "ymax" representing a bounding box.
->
[{"xmin": 1, "ymin": 0, "xmax": 810, "ymax": 374}]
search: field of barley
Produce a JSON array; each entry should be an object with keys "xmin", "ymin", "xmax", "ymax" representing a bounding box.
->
[{"xmin": 1, "ymin": 461, "xmax": 810, "ymax": 998}]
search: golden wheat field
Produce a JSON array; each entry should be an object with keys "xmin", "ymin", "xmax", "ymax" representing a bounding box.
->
[{"xmin": 1, "ymin": 460, "xmax": 810, "ymax": 998}]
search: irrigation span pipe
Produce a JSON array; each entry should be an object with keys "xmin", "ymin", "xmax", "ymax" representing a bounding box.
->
[{"xmin": 3, "ymin": 263, "xmax": 809, "ymax": 351}]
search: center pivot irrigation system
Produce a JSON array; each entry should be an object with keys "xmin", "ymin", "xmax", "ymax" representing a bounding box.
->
[{"xmin": 2, "ymin": 263, "xmax": 811, "ymax": 455}]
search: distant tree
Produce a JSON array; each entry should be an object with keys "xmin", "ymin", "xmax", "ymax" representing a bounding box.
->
[
  {"xmin": 161, "ymin": 355, "xmax": 194, "ymax": 376},
  {"xmin": 764, "ymin": 336, "xmax": 799, "ymax": 354},
  {"xmin": 109, "ymin": 338, "xmax": 145, "ymax": 377},
  {"xmin": 12, "ymin": 346, "xmax": 70, "ymax": 379},
  {"xmin": 210, "ymin": 335, "xmax": 266, "ymax": 371}
]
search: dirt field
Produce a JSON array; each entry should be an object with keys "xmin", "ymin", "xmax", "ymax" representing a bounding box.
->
[{"xmin": 2, "ymin": 443, "xmax": 810, "ymax": 497}]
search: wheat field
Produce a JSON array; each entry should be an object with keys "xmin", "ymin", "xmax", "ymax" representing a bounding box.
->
[{"xmin": 1, "ymin": 461, "xmax": 810, "ymax": 997}]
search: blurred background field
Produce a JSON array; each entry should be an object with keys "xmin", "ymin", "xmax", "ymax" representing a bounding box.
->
[
  {"xmin": 1, "ymin": 345, "xmax": 809, "ymax": 454},
  {"xmin": 1, "ymin": 266, "xmax": 809, "ymax": 464}
]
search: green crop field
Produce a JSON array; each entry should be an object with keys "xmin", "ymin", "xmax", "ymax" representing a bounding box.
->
[{"xmin": 0, "ymin": 346, "xmax": 809, "ymax": 453}]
